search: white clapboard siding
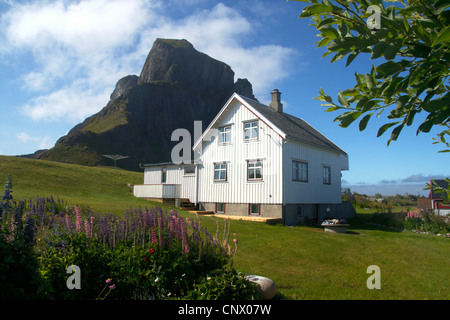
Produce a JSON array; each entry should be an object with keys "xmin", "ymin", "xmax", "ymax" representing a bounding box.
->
[
  {"xmin": 181, "ymin": 174, "xmax": 197, "ymax": 203},
  {"xmin": 282, "ymin": 139, "xmax": 343, "ymax": 204},
  {"xmin": 197, "ymin": 100, "xmax": 283, "ymax": 204},
  {"xmin": 143, "ymin": 165, "xmax": 197, "ymax": 203},
  {"xmin": 134, "ymin": 184, "xmax": 180, "ymax": 199}
]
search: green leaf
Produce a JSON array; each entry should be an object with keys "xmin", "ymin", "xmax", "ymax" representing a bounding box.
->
[
  {"xmin": 384, "ymin": 39, "xmax": 403, "ymax": 60},
  {"xmin": 377, "ymin": 122, "xmax": 400, "ymax": 137},
  {"xmin": 341, "ymin": 88, "xmax": 359, "ymax": 97},
  {"xmin": 371, "ymin": 40, "xmax": 389, "ymax": 59},
  {"xmin": 365, "ymin": 73, "xmax": 376, "ymax": 90},
  {"xmin": 317, "ymin": 17, "xmax": 338, "ymax": 29},
  {"xmin": 356, "ymin": 96, "xmax": 370, "ymax": 110},
  {"xmin": 317, "ymin": 37, "xmax": 333, "ymax": 47},
  {"xmin": 433, "ymin": 26, "xmax": 450, "ymax": 46},
  {"xmin": 337, "ymin": 91, "xmax": 350, "ymax": 107},
  {"xmin": 320, "ymin": 27, "xmax": 340, "ymax": 40},
  {"xmin": 346, "ymin": 52, "xmax": 359, "ymax": 67},
  {"xmin": 388, "ymin": 123, "xmax": 405, "ymax": 144},
  {"xmin": 330, "ymin": 49, "xmax": 352, "ymax": 63},
  {"xmin": 359, "ymin": 114, "xmax": 372, "ymax": 131},
  {"xmin": 300, "ymin": 4, "xmax": 333, "ymax": 17},
  {"xmin": 336, "ymin": 111, "xmax": 363, "ymax": 128}
]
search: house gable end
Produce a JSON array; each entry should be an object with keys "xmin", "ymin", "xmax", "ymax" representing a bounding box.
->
[{"xmin": 193, "ymin": 93, "xmax": 287, "ymax": 151}]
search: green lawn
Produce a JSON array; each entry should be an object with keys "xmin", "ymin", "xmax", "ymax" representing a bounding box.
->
[{"xmin": 1, "ymin": 155, "xmax": 448, "ymax": 299}]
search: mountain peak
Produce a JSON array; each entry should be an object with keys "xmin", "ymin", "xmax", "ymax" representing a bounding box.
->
[
  {"xmin": 138, "ymin": 38, "xmax": 235, "ymax": 96},
  {"xmin": 38, "ymin": 38, "xmax": 256, "ymax": 170}
]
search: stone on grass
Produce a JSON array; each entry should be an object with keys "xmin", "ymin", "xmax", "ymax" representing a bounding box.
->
[{"xmin": 245, "ymin": 275, "xmax": 277, "ymax": 300}]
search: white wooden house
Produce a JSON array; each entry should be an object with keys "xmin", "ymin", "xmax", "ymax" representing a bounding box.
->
[{"xmin": 134, "ymin": 90, "xmax": 354, "ymax": 225}]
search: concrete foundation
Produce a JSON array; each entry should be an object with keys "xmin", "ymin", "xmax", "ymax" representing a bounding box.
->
[{"xmin": 199, "ymin": 201, "xmax": 356, "ymax": 226}]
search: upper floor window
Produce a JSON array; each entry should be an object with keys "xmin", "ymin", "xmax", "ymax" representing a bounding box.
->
[
  {"xmin": 219, "ymin": 125, "xmax": 231, "ymax": 144},
  {"xmin": 161, "ymin": 167, "xmax": 167, "ymax": 183},
  {"xmin": 247, "ymin": 160, "xmax": 262, "ymax": 181},
  {"xmin": 214, "ymin": 163, "xmax": 227, "ymax": 182},
  {"xmin": 292, "ymin": 160, "xmax": 308, "ymax": 182},
  {"xmin": 244, "ymin": 120, "xmax": 258, "ymax": 141},
  {"xmin": 323, "ymin": 166, "xmax": 331, "ymax": 184}
]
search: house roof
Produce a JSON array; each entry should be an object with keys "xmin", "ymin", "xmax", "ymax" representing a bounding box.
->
[
  {"xmin": 240, "ymin": 95, "xmax": 347, "ymax": 155},
  {"xmin": 193, "ymin": 93, "xmax": 347, "ymax": 155}
]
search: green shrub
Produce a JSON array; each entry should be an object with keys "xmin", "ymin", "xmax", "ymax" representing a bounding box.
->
[
  {"xmin": 371, "ymin": 212, "xmax": 405, "ymax": 229},
  {"xmin": 187, "ymin": 267, "xmax": 259, "ymax": 300}
]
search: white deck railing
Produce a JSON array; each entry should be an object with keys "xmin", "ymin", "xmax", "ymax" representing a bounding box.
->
[{"xmin": 133, "ymin": 184, "xmax": 181, "ymax": 199}]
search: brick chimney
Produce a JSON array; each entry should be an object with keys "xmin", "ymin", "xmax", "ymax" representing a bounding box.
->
[{"xmin": 269, "ymin": 89, "xmax": 283, "ymax": 113}]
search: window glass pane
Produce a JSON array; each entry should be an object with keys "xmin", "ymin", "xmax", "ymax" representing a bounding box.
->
[
  {"xmin": 217, "ymin": 203, "xmax": 225, "ymax": 213},
  {"xmin": 244, "ymin": 121, "xmax": 258, "ymax": 140},
  {"xmin": 292, "ymin": 161, "xmax": 298, "ymax": 180},
  {"xmin": 248, "ymin": 161, "xmax": 262, "ymax": 180},
  {"xmin": 250, "ymin": 204, "xmax": 259, "ymax": 215},
  {"xmin": 214, "ymin": 164, "xmax": 227, "ymax": 181},
  {"xmin": 293, "ymin": 161, "xmax": 308, "ymax": 181},
  {"xmin": 219, "ymin": 126, "xmax": 231, "ymax": 144},
  {"xmin": 323, "ymin": 166, "xmax": 331, "ymax": 184},
  {"xmin": 184, "ymin": 166, "xmax": 195, "ymax": 175}
]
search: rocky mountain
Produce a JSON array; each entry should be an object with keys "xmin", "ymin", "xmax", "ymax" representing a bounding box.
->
[{"xmin": 38, "ymin": 38, "xmax": 256, "ymax": 171}]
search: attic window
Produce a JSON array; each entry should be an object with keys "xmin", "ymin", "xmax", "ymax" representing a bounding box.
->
[
  {"xmin": 219, "ymin": 125, "xmax": 231, "ymax": 144},
  {"xmin": 244, "ymin": 120, "xmax": 258, "ymax": 141}
]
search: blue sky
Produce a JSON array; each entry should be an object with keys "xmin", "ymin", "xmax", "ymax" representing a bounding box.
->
[{"xmin": 0, "ymin": 0, "xmax": 448, "ymax": 196}]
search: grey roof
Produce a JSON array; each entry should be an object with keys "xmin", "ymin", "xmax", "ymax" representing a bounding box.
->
[{"xmin": 240, "ymin": 95, "xmax": 347, "ymax": 155}]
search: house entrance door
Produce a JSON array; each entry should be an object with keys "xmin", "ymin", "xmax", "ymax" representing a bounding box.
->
[{"xmin": 313, "ymin": 204, "xmax": 320, "ymax": 223}]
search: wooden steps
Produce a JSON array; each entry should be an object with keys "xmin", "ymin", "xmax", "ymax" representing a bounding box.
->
[
  {"xmin": 213, "ymin": 214, "xmax": 282, "ymax": 224},
  {"xmin": 179, "ymin": 198, "xmax": 196, "ymax": 211}
]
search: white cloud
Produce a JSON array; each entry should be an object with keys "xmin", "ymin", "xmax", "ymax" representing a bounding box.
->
[
  {"xmin": 17, "ymin": 132, "xmax": 53, "ymax": 150},
  {"xmin": 1, "ymin": 0, "xmax": 296, "ymax": 123},
  {"xmin": 136, "ymin": 3, "xmax": 297, "ymax": 97}
]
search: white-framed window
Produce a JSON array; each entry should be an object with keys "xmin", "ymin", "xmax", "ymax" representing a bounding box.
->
[
  {"xmin": 161, "ymin": 167, "xmax": 167, "ymax": 183},
  {"xmin": 214, "ymin": 163, "xmax": 227, "ymax": 182},
  {"xmin": 323, "ymin": 166, "xmax": 331, "ymax": 184},
  {"xmin": 184, "ymin": 165, "xmax": 195, "ymax": 175},
  {"xmin": 244, "ymin": 120, "xmax": 258, "ymax": 141},
  {"xmin": 216, "ymin": 203, "xmax": 225, "ymax": 213},
  {"xmin": 219, "ymin": 125, "xmax": 231, "ymax": 144},
  {"xmin": 249, "ymin": 204, "xmax": 260, "ymax": 216},
  {"xmin": 292, "ymin": 160, "xmax": 308, "ymax": 182},
  {"xmin": 247, "ymin": 160, "xmax": 263, "ymax": 181}
]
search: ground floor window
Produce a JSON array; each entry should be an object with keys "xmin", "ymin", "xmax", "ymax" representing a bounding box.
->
[
  {"xmin": 216, "ymin": 203, "xmax": 225, "ymax": 213},
  {"xmin": 249, "ymin": 204, "xmax": 260, "ymax": 216},
  {"xmin": 297, "ymin": 205, "xmax": 303, "ymax": 217}
]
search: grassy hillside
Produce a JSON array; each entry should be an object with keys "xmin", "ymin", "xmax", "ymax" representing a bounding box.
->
[
  {"xmin": 0, "ymin": 155, "xmax": 152, "ymax": 213},
  {"xmin": 0, "ymin": 155, "xmax": 449, "ymax": 299}
]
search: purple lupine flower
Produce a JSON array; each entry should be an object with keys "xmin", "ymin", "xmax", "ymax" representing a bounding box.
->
[
  {"xmin": 151, "ymin": 226, "xmax": 158, "ymax": 244},
  {"xmin": 84, "ymin": 218, "xmax": 91, "ymax": 238},
  {"xmin": 75, "ymin": 206, "xmax": 82, "ymax": 233},
  {"xmin": 157, "ymin": 216, "xmax": 164, "ymax": 249},
  {"xmin": 90, "ymin": 216, "xmax": 95, "ymax": 236},
  {"xmin": 180, "ymin": 219, "xmax": 189, "ymax": 255},
  {"xmin": 65, "ymin": 213, "xmax": 72, "ymax": 231}
]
